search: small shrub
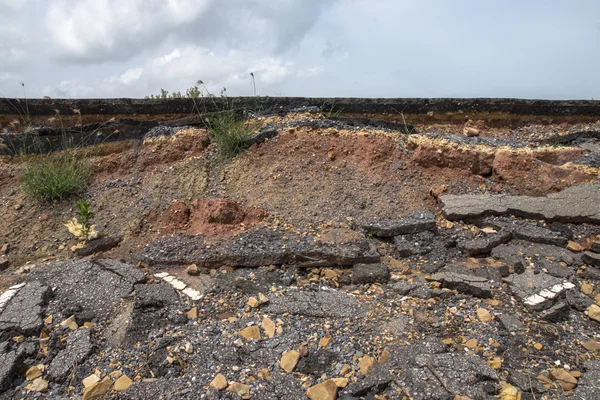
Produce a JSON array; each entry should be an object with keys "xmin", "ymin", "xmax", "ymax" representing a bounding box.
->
[
  {"xmin": 21, "ymin": 151, "xmax": 91, "ymax": 202},
  {"xmin": 207, "ymin": 113, "xmax": 255, "ymax": 159}
]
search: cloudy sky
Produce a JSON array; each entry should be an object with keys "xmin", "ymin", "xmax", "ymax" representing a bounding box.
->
[{"xmin": 1, "ymin": 0, "xmax": 599, "ymax": 99}]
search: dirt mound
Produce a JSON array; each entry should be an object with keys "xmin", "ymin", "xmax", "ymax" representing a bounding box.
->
[{"xmin": 157, "ymin": 198, "xmax": 266, "ymax": 237}]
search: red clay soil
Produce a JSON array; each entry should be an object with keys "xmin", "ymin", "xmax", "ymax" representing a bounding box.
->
[{"xmin": 157, "ymin": 198, "xmax": 267, "ymax": 237}]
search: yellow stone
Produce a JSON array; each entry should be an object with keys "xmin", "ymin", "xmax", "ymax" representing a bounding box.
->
[
  {"xmin": 537, "ymin": 374, "xmax": 553, "ymax": 389},
  {"xmin": 257, "ymin": 368, "xmax": 272, "ymax": 381},
  {"xmin": 280, "ymin": 350, "xmax": 300, "ymax": 372},
  {"xmin": 60, "ymin": 315, "xmax": 78, "ymax": 330},
  {"xmin": 108, "ymin": 370, "xmax": 122, "ymax": 379},
  {"xmin": 113, "ymin": 375, "xmax": 133, "ymax": 392},
  {"xmin": 339, "ymin": 364, "xmax": 353, "ymax": 377},
  {"xmin": 332, "ymin": 378, "xmax": 348, "ymax": 388},
  {"xmin": 319, "ymin": 335, "xmax": 333, "ymax": 348},
  {"xmin": 358, "ymin": 355, "xmax": 376, "ymax": 375},
  {"xmin": 465, "ymin": 338, "xmax": 478, "ymax": 349},
  {"xmin": 581, "ymin": 282, "xmax": 594, "ymax": 296},
  {"xmin": 44, "ymin": 315, "xmax": 53, "ymax": 325},
  {"xmin": 209, "ymin": 374, "xmax": 228, "ymax": 390},
  {"xmin": 378, "ymin": 349, "xmax": 390, "ymax": 364},
  {"xmin": 582, "ymin": 339, "xmax": 600, "ymax": 352},
  {"xmin": 258, "ymin": 292, "xmax": 269, "ymax": 304},
  {"xmin": 442, "ymin": 338, "xmax": 454, "ymax": 345},
  {"xmin": 247, "ymin": 297, "xmax": 260, "ymax": 308},
  {"xmin": 82, "ymin": 322, "xmax": 97, "ymax": 328},
  {"xmin": 477, "ymin": 308, "xmax": 492, "ymax": 322},
  {"xmin": 82, "ymin": 377, "xmax": 113, "ymax": 400},
  {"xmin": 227, "ymin": 382, "xmax": 251, "ymax": 399},
  {"xmin": 238, "ymin": 325, "xmax": 261, "ymax": 340},
  {"xmin": 487, "ymin": 357, "xmax": 502, "ymax": 369},
  {"xmin": 550, "ymin": 368, "xmax": 578, "ymax": 391},
  {"xmin": 568, "ymin": 241, "xmax": 584, "ymax": 252},
  {"xmin": 498, "ymin": 382, "xmax": 521, "ymax": 400},
  {"xmin": 186, "ymin": 307, "xmax": 198, "ymax": 319},
  {"xmin": 26, "ymin": 366, "xmax": 43, "ymax": 381},
  {"xmin": 587, "ymin": 304, "xmax": 600, "ymax": 323},
  {"xmin": 595, "ymin": 293, "xmax": 600, "ymax": 305},
  {"xmin": 82, "ymin": 374, "xmax": 100, "ymax": 388},
  {"xmin": 24, "ymin": 378, "xmax": 48, "ymax": 392},
  {"xmin": 533, "ymin": 343, "xmax": 543, "ymax": 351},
  {"xmin": 306, "ymin": 380, "xmax": 338, "ymax": 400},
  {"xmin": 262, "ymin": 317, "xmax": 276, "ymax": 338},
  {"xmin": 12, "ymin": 335, "xmax": 24, "ymax": 343}
]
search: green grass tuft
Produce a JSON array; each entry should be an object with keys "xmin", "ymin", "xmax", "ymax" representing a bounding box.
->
[
  {"xmin": 207, "ymin": 112, "xmax": 255, "ymax": 159},
  {"xmin": 20, "ymin": 151, "xmax": 91, "ymax": 202}
]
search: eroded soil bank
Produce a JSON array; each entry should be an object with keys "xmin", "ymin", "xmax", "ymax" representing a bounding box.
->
[{"xmin": 0, "ymin": 101, "xmax": 599, "ymax": 399}]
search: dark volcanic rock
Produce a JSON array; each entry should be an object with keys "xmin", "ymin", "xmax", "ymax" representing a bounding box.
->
[
  {"xmin": 352, "ymin": 263, "xmax": 390, "ymax": 284},
  {"xmin": 459, "ymin": 231, "xmax": 512, "ymax": 256},
  {"xmin": 394, "ymin": 231, "xmax": 435, "ymax": 257},
  {"xmin": 429, "ymin": 272, "xmax": 492, "ymax": 298},
  {"xmin": 74, "ymin": 235, "xmax": 122, "ymax": 257},
  {"xmin": 140, "ymin": 229, "xmax": 379, "ymax": 267},
  {"xmin": 582, "ymin": 251, "xmax": 600, "ymax": 267},
  {"xmin": 265, "ymin": 289, "xmax": 367, "ymax": 318},
  {"xmin": 361, "ymin": 211, "xmax": 436, "ymax": 237},
  {"xmin": 441, "ymin": 183, "xmax": 600, "ymax": 224},
  {"xmin": 0, "ymin": 341, "xmax": 25, "ymax": 393},
  {"xmin": 47, "ymin": 329, "xmax": 93, "ymax": 381},
  {"xmin": 0, "ymin": 281, "xmax": 49, "ymax": 337},
  {"xmin": 27, "ymin": 259, "xmax": 146, "ymax": 322}
]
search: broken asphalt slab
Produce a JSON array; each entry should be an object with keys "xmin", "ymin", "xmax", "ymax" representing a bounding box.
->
[
  {"xmin": 441, "ymin": 183, "xmax": 600, "ymax": 223},
  {"xmin": 27, "ymin": 259, "xmax": 146, "ymax": 322},
  {"xmin": 361, "ymin": 211, "xmax": 436, "ymax": 237},
  {"xmin": 140, "ymin": 228, "xmax": 380, "ymax": 267},
  {"xmin": 0, "ymin": 281, "xmax": 49, "ymax": 337},
  {"xmin": 265, "ymin": 288, "xmax": 368, "ymax": 318},
  {"xmin": 504, "ymin": 269, "xmax": 575, "ymax": 311}
]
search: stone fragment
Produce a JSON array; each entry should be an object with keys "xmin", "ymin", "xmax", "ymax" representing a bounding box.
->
[
  {"xmin": 26, "ymin": 366, "xmax": 43, "ymax": 381},
  {"xmin": 587, "ymin": 304, "xmax": 600, "ymax": 323},
  {"xmin": 549, "ymin": 368, "xmax": 578, "ymax": 391},
  {"xmin": 582, "ymin": 339, "xmax": 600, "ymax": 352},
  {"xmin": 459, "ymin": 231, "xmax": 512, "ymax": 256},
  {"xmin": 74, "ymin": 235, "xmax": 122, "ymax": 257},
  {"xmin": 332, "ymin": 378, "xmax": 348, "ymax": 388},
  {"xmin": 498, "ymin": 382, "xmax": 520, "ymax": 400},
  {"xmin": 182, "ymin": 287, "xmax": 201, "ymax": 300},
  {"xmin": 227, "ymin": 382, "xmax": 251, "ymax": 399},
  {"xmin": 24, "ymin": 377, "xmax": 48, "ymax": 392},
  {"xmin": 82, "ymin": 377, "xmax": 113, "ymax": 400},
  {"xmin": 238, "ymin": 325, "xmax": 261, "ymax": 340},
  {"xmin": 262, "ymin": 317, "xmax": 276, "ymax": 338},
  {"xmin": 510, "ymin": 224, "xmax": 567, "ymax": 246},
  {"xmin": 186, "ymin": 264, "xmax": 199, "ymax": 276},
  {"xmin": 583, "ymin": 251, "xmax": 600, "ymax": 267},
  {"xmin": 82, "ymin": 374, "xmax": 100, "ymax": 388},
  {"xmin": 307, "ymin": 380, "xmax": 338, "ymax": 400},
  {"xmin": 210, "ymin": 373, "xmax": 228, "ymax": 390},
  {"xmin": 60, "ymin": 315, "xmax": 78, "ymax": 330},
  {"xmin": 351, "ymin": 263, "xmax": 390, "ymax": 284},
  {"xmin": 361, "ymin": 211, "xmax": 436, "ymax": 237},
  {"xmin": 113, "ymin": 375, "xmax": 133, "ymax": 391},
  {"xmin": 280, "ymin": 350, "xmax": 300, "ymax": 372},
  {"xmin": 430, "ymin": 272, "xmax": 492, "ymax": 298},
  {"xmin": 186, "ymin": 307, "xmax": 198, "ymax": 319},
  {"xmin": 581, "ymin": 282, "xmax": 594, "ymax": 296},
  {"xmin": 592, "ymin": 241, "xmax": 600, "ymax": 253},
  {"xmin": 465, "ymin": 338, "xmax": 478, "ymax": 349},
  {"xmin": 358, "ymin": 355, "xmax": 375, "ymax": 375},
  {"xmin": 319, "ymin": 335, "xmax": 333, "ymax": 348},
  {"xmin": 568, "ymin": 241, "xmax": 584, "ymax": 252},
  {"xmin": 477, "ymin": 308, "xmax": 492, "ymax": 322}
]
